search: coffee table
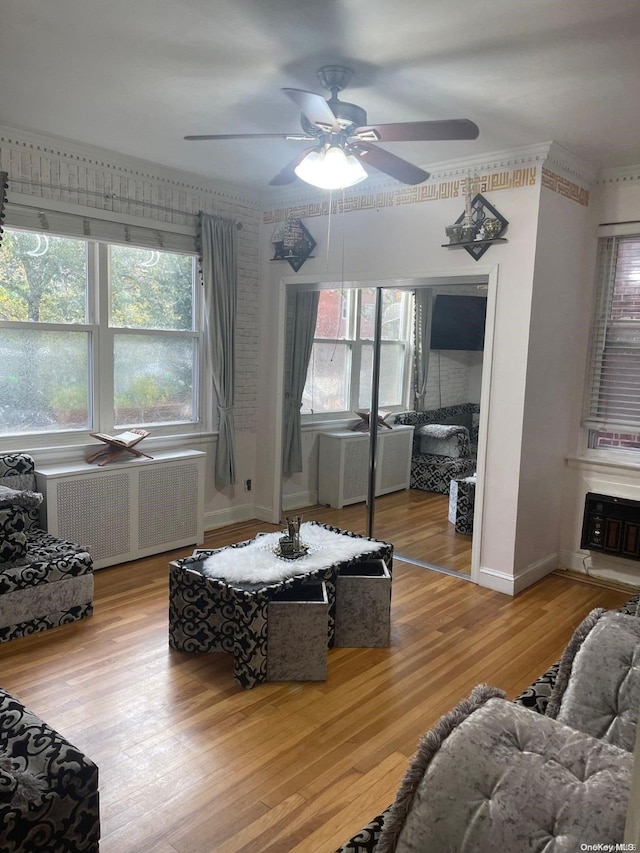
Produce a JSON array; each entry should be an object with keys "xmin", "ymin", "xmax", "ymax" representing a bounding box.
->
[{"xmin": 168, "ymin": 522, "xmax": 393, "ymax": 688}]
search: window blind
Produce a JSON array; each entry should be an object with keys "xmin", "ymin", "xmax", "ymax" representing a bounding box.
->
[
  {"xmin": 5, "ymin": 201, "xmax": 197, "ymax": 255},
  {"xmin": 583, "ymin": 235, "xmax": 640, "ymax": 431}
]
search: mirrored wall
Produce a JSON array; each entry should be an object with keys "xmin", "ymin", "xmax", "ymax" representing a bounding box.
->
[{"xmin": 280, "ymin": 274, "xmax": 491, "ymax": 581}]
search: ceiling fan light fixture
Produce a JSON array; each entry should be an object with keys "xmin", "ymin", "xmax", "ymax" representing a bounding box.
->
[{"xmin": 294, "ymin": 144, "xmax": 367, "ymax": 190}]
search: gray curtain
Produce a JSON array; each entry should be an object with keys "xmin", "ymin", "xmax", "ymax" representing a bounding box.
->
[
  {"xmin": 414, "ymin": 288, "xmax": 434, "ymax": 411},
  {"xmin": 282, "ymin": 290, "xmax": 320, "ymax": 474},
  {"xmin": 199, "ymin": 212, "xmax": 237, "ymax": 486}
]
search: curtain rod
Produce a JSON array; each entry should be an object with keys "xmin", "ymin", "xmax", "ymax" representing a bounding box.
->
[{"xmin": 8, "ymin": 177, "xmax": 243, "ymax": 229}]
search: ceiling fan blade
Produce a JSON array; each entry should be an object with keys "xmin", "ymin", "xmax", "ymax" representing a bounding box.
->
[
  {"xmin": 282, "ymin": 88, "xmax": 340, "ymax": 133},
  {"xmin": 352, "ymin": 143, "xmax": 429, "ymax": 185},
  {"xmin": 354, "ymin": 119, "xmax": 479, "ymax": 143},
  {"xmin": 184, "ymin": 132, "xmax": 313, "ymax": 141},
  {"xmin": 269, "ymin": 146, "xmax": 317, "ymax": 186}
]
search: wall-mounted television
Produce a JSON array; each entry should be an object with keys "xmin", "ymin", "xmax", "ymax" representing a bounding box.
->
[{"xmin": 430, "ymin": 295, "xmax": 487, "ymax": 351}]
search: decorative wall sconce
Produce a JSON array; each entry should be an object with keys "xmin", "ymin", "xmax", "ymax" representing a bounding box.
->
[
  {"xmin": 443, "ymin": 178, "xmax": 508, "ymax": 260},
  {"xmin": 271, "ymin": 217, "xmax": 317, "ymax": 272}
]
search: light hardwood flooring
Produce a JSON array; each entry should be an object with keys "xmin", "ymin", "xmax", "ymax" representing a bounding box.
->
[
  {"xmin": 0, "ymin": 518, "xmax": 633, "ymax": 853},
  {"xmin": 302, "ymin": 489, "xmax": 473, "ymax": 576}
]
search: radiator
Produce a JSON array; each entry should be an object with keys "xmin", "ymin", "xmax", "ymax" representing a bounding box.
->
[
  {"xmin": 36, "ymin": 450, "xmax": 206, "ymax": 569},
  {"xmin": 581, "ymin": 492, "xmax": 640, "ymax": 561}
]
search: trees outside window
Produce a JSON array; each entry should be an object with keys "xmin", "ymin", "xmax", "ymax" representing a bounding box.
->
[{"xmin": 0, "ymin": 228, "xmax": 199, "ymax": 438}]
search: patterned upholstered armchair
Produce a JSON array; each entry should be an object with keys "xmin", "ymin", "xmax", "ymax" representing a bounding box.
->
[
  {"xmin": 393, "ymin": 404, "xmax": 478, "ymax": 494},
  {"xmin": 0, "ymin": 453, "xmax": 94, "ymax": 643},
  {"xmin": 0, "ymin": 688, "xmax": 100, "ymax": 851}
]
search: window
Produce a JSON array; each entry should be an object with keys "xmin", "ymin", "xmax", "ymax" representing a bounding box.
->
[
  {"xmin": 583, "ymin": 235, "xmax": 640, "ymax": 453},
  {"xmin": 301, "ymin": 287, "xmax": 412, "ymax": 416},
  {"xmin": 0, "ymin": 227, "xmax": 200, "ymax": 440}
]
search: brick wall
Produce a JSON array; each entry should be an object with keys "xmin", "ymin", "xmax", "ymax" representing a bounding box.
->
[
  {"xmin": 423, "ymin": 350, "xmax": 482, "ymax": 409},
  {"xmin": 595, "ymin": 431, "xmax": 640, "ymax": 451}
]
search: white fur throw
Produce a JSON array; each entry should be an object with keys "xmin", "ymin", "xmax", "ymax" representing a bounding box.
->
[{"xmin": 201, "ymin": 523, "xmax": 385, "ymax": 585}]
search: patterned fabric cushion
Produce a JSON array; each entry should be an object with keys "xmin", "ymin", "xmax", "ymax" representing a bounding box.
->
[
  {"xmin": 0, "ymin": 529, "xmax": 93, "ymax": 593},
  {"xmin": 0, "ymin": 691, "xmax": 100, "ymax": 852},
  {"xmin": 0, "ymin": 755, "xmax": 46, "ymax": 805},
  {"xmin": 0, "ymin": 454, "xmax": 36, "ymax": 482},
  {"xmin": 0, "ymin": 506, "xmax": 28, "ymax": 563}
]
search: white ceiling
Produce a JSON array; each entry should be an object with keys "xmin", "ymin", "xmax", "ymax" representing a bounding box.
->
[{"xmin": 3, "ymin": 0, "xmax": 640, "ymax": 190}]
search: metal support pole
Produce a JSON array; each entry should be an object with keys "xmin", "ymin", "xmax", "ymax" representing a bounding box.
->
[{"xmin": 367, "ymin": 287, "xmax": 383, "ymax": 537}]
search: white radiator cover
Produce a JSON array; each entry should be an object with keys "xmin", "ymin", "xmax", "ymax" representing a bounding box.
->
[
  {"xmin": 36, "ymin": 450, "xmax": 206, "ymax": 569},
  {"xmin": 317, "ymin": 425, "xmax": 414, "ymax": 509}
]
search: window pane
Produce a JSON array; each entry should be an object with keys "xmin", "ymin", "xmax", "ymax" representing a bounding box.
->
[
  {"xmin": 110, "ymin": 246, "xmax": 194, "ymax": 331},
  {"xmin": 359, "ymin": 343, "xmax": 405, "ymax": 409},
  {"xmin": 381, "ymin": 290, "xmax": 407, "ymax": 341},
  {"xmin": 359, "ymin": 289, "xmax": 376, "ymax": 340},
  {"xmin": 302, "ymin": 342, "xmax": 350, "ymax": 413},
  {"xmin": 358, "ymin": 289, "xmax": 408, "ymax": 341},
  {"xmin": 113, "ymin": 334, "xmax": 195, "ymax": 426},
  {"xmin": 0, "ymin": 329, "xmax": 89, "ymax": 433},
  {"xmin": 0, "ymin": 228, "xmax": 87, "ymax": 323},
  {"xmin": 314, "ymin": 289, "xmax": 351, "ymax": 340}
]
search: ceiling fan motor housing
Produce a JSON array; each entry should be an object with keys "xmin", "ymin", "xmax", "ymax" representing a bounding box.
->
[{"xmin": 301, "ymin": 100, "xmax": 367, "ymax": 136}]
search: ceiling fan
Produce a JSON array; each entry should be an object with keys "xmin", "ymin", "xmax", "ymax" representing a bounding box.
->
[{"xmin": 185, "ymin": 65, "xmax": 479, "ymax": 188}]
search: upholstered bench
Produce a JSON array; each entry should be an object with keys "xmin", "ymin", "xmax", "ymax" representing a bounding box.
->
[{"xmin": 0, "ymin": 453, "xmax": 94, "ymax": 643}]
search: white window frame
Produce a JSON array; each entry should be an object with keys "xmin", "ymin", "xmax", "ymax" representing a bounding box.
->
[
  {"xmin": 0, "ymin": 225, "xmax": 206, "ymax": 451},
  {"xmin": 302, "ymin": 287, "xmax": 413, "ymax": 421},
  {"xmin": 583, "ymin": 230, "xmax": 640, "ymax": 459}
]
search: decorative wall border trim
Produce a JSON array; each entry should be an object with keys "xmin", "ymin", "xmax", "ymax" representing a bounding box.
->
[
  {"xmin": 541, "ymin": 168, "xmax": 590, "ymax": 206},
  {"xmin": 263, "ymin": 166, "xmax": 538, "ymax": 224}
]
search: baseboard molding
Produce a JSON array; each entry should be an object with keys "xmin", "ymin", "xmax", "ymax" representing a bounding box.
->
[
  {"xmin": 559, "ymin": 548, "xmax": 640, "ymax": 590},
  {"xmin": 282, "ymin": 490, "xmax": 317, "ymax": 512},
  {"xmin": 478, "ymin": 552, "xmax": 558, "ymax": 596},
  {"xmin": 204, "ymin": 505, "xmax": 257, "ymax": 531}
]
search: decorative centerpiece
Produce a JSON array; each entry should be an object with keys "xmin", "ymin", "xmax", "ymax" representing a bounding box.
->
[{"xmin": 274, "ymin": 515, "xmax": 309, "ymax": 560}]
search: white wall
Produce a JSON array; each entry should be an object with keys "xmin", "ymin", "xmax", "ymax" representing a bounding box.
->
[
  {"xmin": 514, "ymin": 177, "xmax": 596, "ymax": 587},
  {"xmin": 560, "ymin": 167, "xmax": 640, "ymax": 587},
  {"xmin": 257, "ymin": 143, "xmax": 595, "ymax": 593}
]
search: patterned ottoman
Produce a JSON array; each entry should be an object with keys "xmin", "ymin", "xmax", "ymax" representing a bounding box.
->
[
  {"xmin": 448, "ymin": 475, "xmax": 476, "ymax": 534},
  {"xmin": 168, "ymin": 522, "xmax": 393, "ymax": 689},
  {"xmin": 410, "ymin": 456, "xmax": 476, "ymax": 495}
]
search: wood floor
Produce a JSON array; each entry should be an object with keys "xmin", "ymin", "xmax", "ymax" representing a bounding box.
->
[
  {"xmin": 0, "ymin": 518, "xmax": 633, "ymax": 853},
  {"xmin": 304, "ymin": 489, "xmax": 474, "ymax": 575}
]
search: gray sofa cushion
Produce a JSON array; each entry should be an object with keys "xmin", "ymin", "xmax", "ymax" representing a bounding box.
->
[
  {"xmin": 546, "ymin": 609, "xmax": 640, "ymax": 752},
  {"xmin": 377, "ymin": 686, "xmax": 632, "ymax": 853}
]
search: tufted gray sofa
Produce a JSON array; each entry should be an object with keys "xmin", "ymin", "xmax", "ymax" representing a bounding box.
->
[
  {"xmin": 336, "ymin": 590, "xmax": 640, "ymax": 852},
  {"xmin": 0, "ymin": 453, "xmax": 94, "ymax": 643}
]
